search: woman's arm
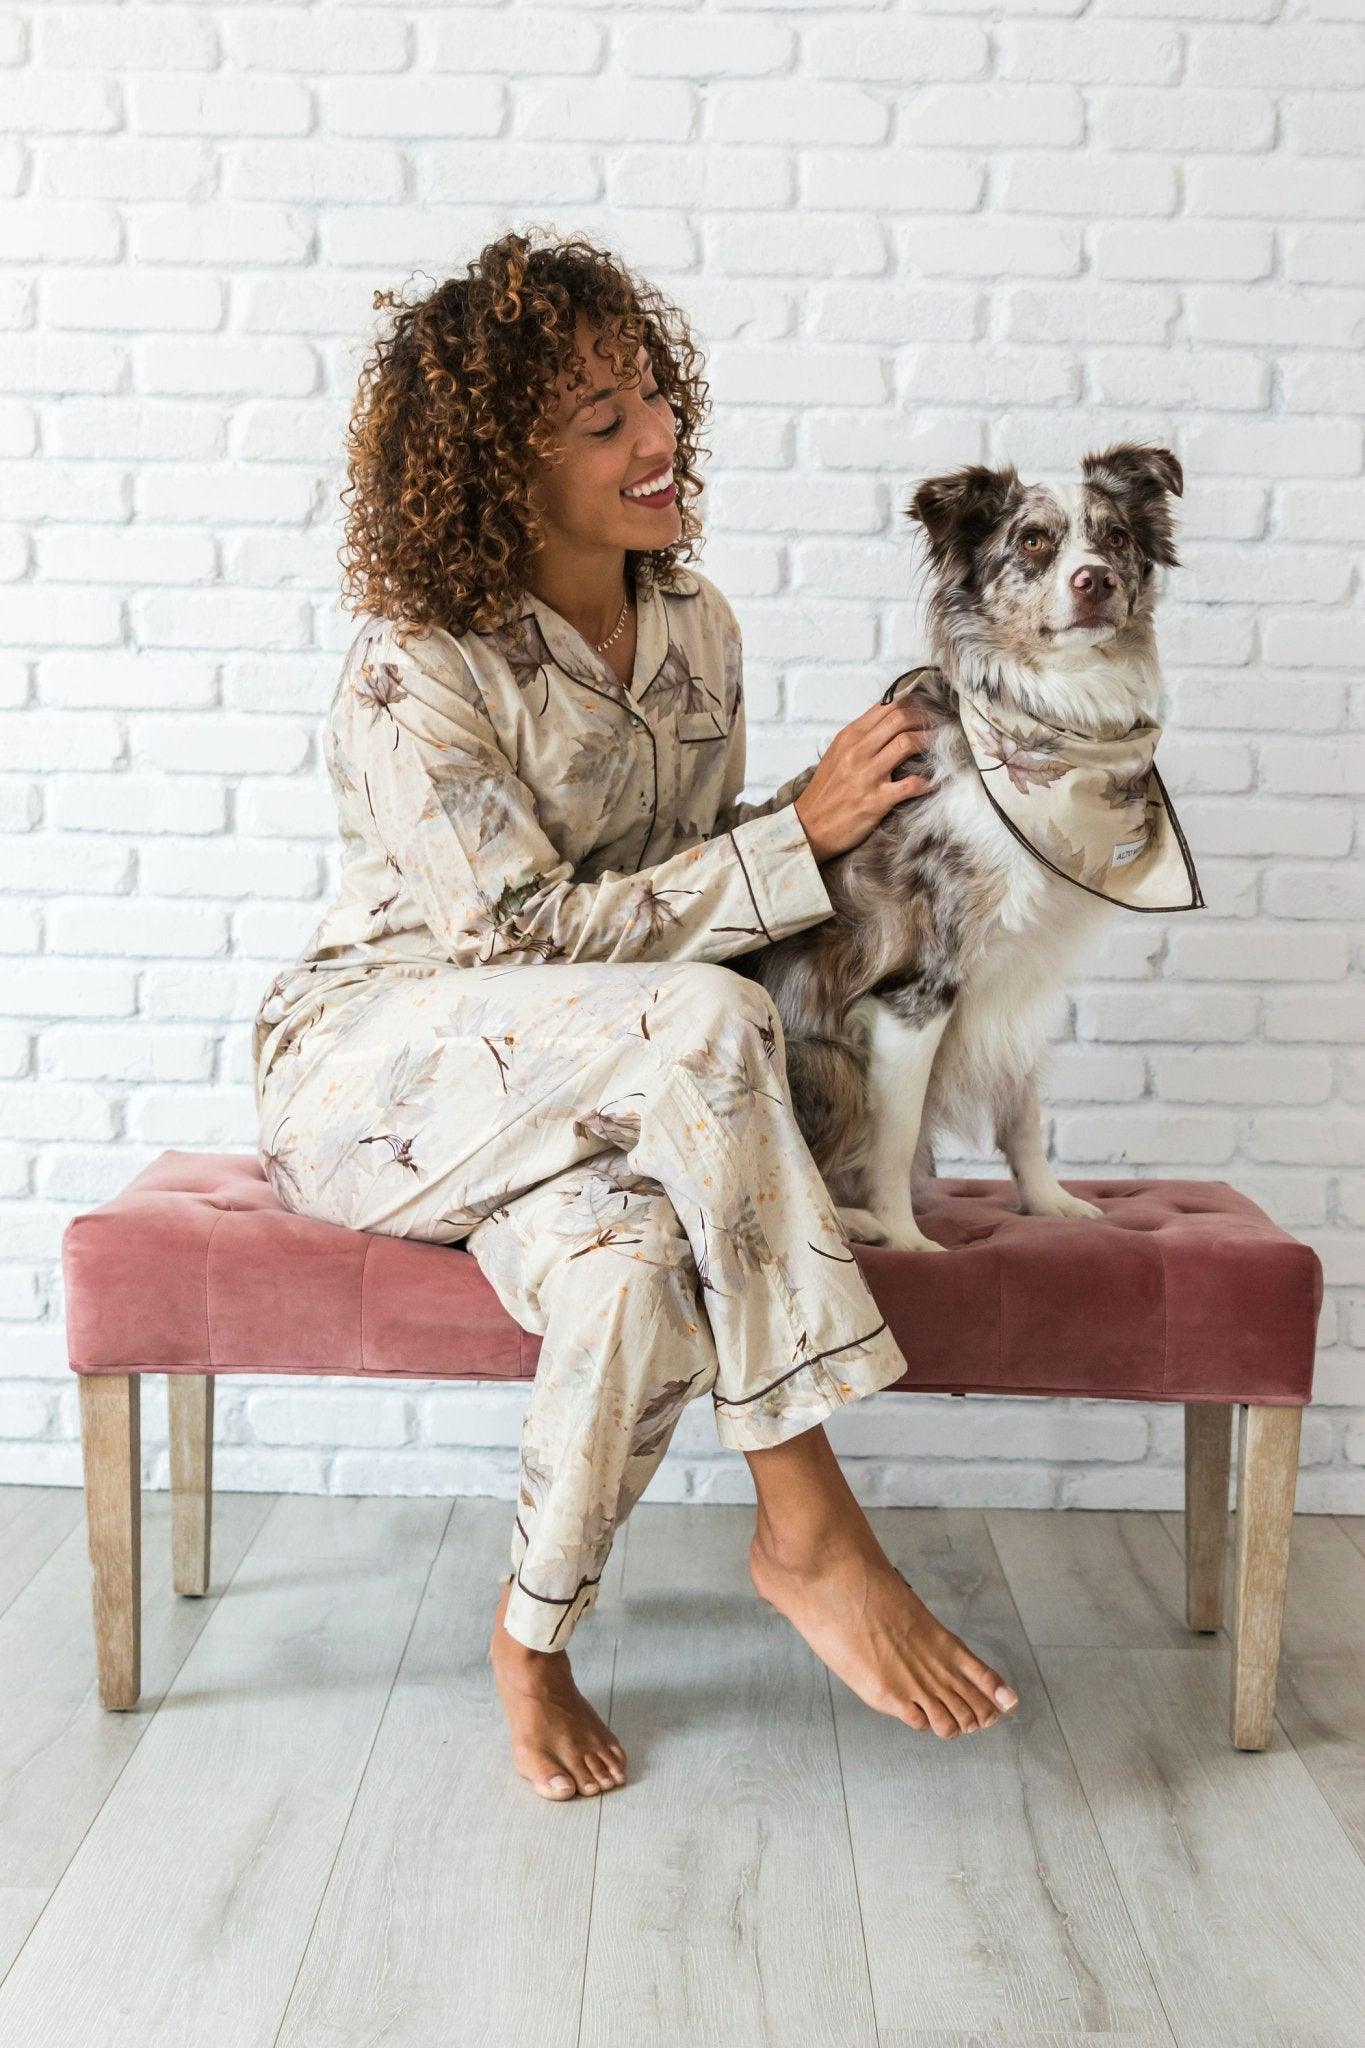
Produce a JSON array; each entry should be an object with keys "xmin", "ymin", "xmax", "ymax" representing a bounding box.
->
[{"xmin": 349, "ymin": 626, "xmax": 834, "ymax": 969}]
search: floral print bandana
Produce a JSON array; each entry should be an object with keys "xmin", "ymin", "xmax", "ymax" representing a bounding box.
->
[{"xmin": 955, "ymin": 687, "xmax": 1204, "ymax": 913}]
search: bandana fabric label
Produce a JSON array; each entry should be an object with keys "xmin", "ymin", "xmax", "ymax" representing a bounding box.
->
[{"xmin": 880, "ymin": 668, "xmax": 1203, "ymax": 914}]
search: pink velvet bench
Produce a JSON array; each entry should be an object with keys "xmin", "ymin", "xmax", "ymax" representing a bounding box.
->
[{"xmin": 63, "ymin": 1149, "xmax": 1323, "ymax": 1748}]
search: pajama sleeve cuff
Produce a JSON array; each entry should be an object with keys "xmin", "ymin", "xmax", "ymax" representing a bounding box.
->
[{"xmin": 727, "ymin": 802, "xmax": 835, "ymax": 945}]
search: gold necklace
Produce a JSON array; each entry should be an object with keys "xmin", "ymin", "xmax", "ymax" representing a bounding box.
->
[{"xmin": 593, "ymin": 583, "xmax": 632, "ymax": 654}]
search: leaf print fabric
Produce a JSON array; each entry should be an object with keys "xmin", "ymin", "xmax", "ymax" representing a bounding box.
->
[
  {"xmin": 254, "ymin": 954, "xmax": 912, "ymax": 1650},
  {"xmin": 956, "ymin": 686, "xmax": 1203, "ymax": 913},
  {"xmin": 251, "ymin": 565, "xmax": 834, "ymax": 1100},
  {"xmin": 248, "ymin": 571, "xmax": 905, "ymax": 1653}
]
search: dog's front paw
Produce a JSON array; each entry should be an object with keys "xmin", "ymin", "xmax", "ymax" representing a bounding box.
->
[
  {"xmin": 881, "ymin": 1226, "xmax": 948, "ymax": 1253},
  {"xmin": 1021, "ymin": 1187, "xmax": 1104, "ymax": 1221},
  {"xmin": 836, "ymin": 1205, "xmax": 892, "ymax": 1246}
]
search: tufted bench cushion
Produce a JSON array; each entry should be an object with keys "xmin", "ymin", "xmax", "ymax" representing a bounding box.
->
[{"xmin": 63, "ymin": 1150, "xmax": 1321, "ymax": 1406}]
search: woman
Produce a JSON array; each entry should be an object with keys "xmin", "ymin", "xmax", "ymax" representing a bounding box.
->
[{"xmin": 252, "ymin": 229, "xmax": 1018, "ymax": 1802}]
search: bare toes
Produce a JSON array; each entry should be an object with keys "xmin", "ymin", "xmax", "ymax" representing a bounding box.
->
[{"xmin": 535, "ymin": 1766, "xmax": 578, "ymax": 1800}]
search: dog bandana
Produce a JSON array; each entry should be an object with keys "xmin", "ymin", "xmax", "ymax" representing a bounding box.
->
[{"xmin": 884, "ymin": 668, "xmax": 1204, "ymax": 913}]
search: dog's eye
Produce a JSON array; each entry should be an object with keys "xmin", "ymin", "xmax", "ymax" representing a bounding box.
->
[
  {"xmin": 1020, "ymin": 531, "xmax": 1049, "ymax": 553},
  {"xmin": 1108, "ymin": 527, "xmax": 1130, "ymax": 548}
]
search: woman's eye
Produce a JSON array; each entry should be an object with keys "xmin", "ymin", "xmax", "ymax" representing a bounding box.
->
[{"xmin": 590, "ymin": 387, "xmax": 664, "ymax": 437}]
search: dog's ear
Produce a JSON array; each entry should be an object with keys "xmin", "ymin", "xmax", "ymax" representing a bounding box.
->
[
  {"xmin": 1081, "ymin": 442, "xmax": 1183, "ymax": 568},
  {"xmin": 905, "ymin": 463, "xmax": 1021, "ymax": 573}
]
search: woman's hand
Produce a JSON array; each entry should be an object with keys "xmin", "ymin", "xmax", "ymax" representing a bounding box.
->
[{"xmin": 793, "ymin": 698, "xmax": 938, "ymax": 865}]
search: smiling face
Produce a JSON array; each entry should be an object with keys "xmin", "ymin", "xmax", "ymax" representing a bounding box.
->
[
  {"xmin": 530, "ymin": 313, "xmax": 683, "ymax": 558},
  {"xmin": 907, "ymin": 443, "xmax": 1183, "ymax": 668}
]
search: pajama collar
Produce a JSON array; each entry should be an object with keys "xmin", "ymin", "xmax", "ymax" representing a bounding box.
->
[
  {"xmin": 515, "ymin": 566, "xmax": 700, "ymax": 707},
  {"xmin": 886, "ymin": 667, "xmax": 1204, "ymax": 914}
]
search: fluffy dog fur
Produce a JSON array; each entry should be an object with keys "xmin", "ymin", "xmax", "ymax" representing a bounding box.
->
[{"xmin": 736, "ymin": 442, "xmax": 1184, "ymax": 1251}]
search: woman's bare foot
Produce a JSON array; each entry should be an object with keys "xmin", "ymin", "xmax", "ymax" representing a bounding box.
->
[
  {"xmin": 748, "ymin": 1526, "xmax": 1019, "ymax": 1738},
  {"xmin": 489, "ymin": 1579, "xmax": 628, "ymax": 1800}
]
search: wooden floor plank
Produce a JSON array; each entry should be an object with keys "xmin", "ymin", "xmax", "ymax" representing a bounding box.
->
[
  {"xmin": 273, "ymin": 1495, "xmax": 624, "ymax": 2048},
  {"xmin": 578, "ymin": 1501, "xmax": 878, "ymax": 2048},
  {"xmin": 0, "ymin": 1488, "xmax": 271, "ymax": 1980},
  {"xmin": 1227, "ymin": 1512, "xmax": 1365, "ymax": 1864},
  {"xmin": 0, "ymin": 1489, "xmax": 85, "ymax": 1624},
  {"xmin": 988, "ymin": 1510, "xmax": 1197, "ymax": 1649},
  {"xmin": 1038, "ymin": 1642, "xmax": 1365, "ymax": 2045},
  {"xmin": 880, "ymin": 2033, "xmax": 1176, "ymax": 2047},
  {"xmin": 0, "ymin": 1496, "xmax": 449, "ymax": 2048},
  {"xmin": 840, "ymin": 1510, "xmax": 1173, "ymax": 2043}
]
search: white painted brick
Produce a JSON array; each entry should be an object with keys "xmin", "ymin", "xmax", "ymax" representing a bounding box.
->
[
  {"xmin": 5, "ymin": 73, "xmax": 119, "ymax": 133},
  {"xmin": 710, "ymin": 83, "xmax": 887, "ymax": 145},
  {"xmin": 323, "ymin": 78, "xmax": 505, "ymax": 140},
  {"xmin": 50, "ymin": 774, "xmax": 225, "ymax": 835},
  {"xmin": 1178, "ymin": 797, "xmax": 1352, "ymax": 858},
  {"xmin": 2, "ymin": 0, "xmax": 1359, "ymax": 1507},
  {"xmin": 37, "ymin": 7, "xmax": 216, "ymax": 70},
  {"xmin": 39, "ymin": 653, "xmax": 218, "ymax": 711},
  {"xmin": 49, "ymin": 899, "xmax": 229, "ymax": 960},
  {"xmin": 42, "ymin": 1026, "xmax": 215, "ymax": 1084},
  {"xmin": 802, "ymin": 153, "xmax": 982, "ymax": 214},
  {"xmin": 129, "ymin": 76, "xmax": 313, "ymax": 137},
  {"xmin": 0, "ymin": 1085, "xmax": 117, "ymax": 1143},
  {"xmin": 0, "ymin": 201, "xmax": 120, "ymax": 265},
  {"xmin": 1262, "ymin": 610, "xmax": 1363, "ymax": 668},
  {"xmin": 1265, "ymin": 990, "xmax": 1365, "ymax": 1043},
  {"xmin": 0, "ymin": 1385, "xmax": 56, "ymax": 1440},
  {"xmin": 1078, "ymin": 988, "xmax": 1258, "ymax": 1043},
  {"xmin": 1189, "ymin": 25, "xmax": 1365, "ymax": 88},
  {"xmin": 1155, "ymin": 1049, "xmax": 1333, "ymax": 1106},
  {"xmin": 1166, "ymin": 672, "xmax": 1346, "ymax": 733},
  {"xmin": 36, "ymin": 526, "xmax": 217, "ymax": 587},
  {"xmin": 46, "ymin": 400, "xmax": 223, "ymax": 463},
  {"xmin": 130, "ymin": 590, "xmax": 312, "ymax": 652},
  {"xmin": 896, "ymin": 216, "xmax": 1082, "ymax": 278},
  {"xmin": 1092, "ymin": 88, "xmax": 1275, "ymax": 153},
  {"xmin": 1092, "ymin": 222, "xmax": 1273, "ymax": 282},
  {"xmin": 1246, "ymin": 1113, "xmax": 1365, "ymax": 1167},
  {"xmin": 1168, "ymin": 926, "xmax": 1352, "ymax": 982},
  {"xmin": 1056, "ymin": 1110, "xmax": 1238, "ymax": 1164},
  {"xmin": 224, "ymin": 142, "xmax": 405, "ymax": 205},
  {"xmin": 710, "ymin": 212, "xmax": 886, "ymax": 277},
  {"xmin": 1260, "ymin": 740, "xmax": 1365, "ymax": 797},
  {"xmin": 4, "ymin": 836, "xmax": 133, "ymax": 898},
  {"xmin": 224, "ymin": 8, "xmax": 410, "ymax": 73},
  {"xmin": 415, "ymin": 142, "xmax": 601, "ymax": 210},
  {"xmin": 248, "ymin": 1388, "xmax": 412, "ymax": 1449}
]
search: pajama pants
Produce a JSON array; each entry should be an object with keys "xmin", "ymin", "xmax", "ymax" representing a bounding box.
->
[{"xmin": 256, "ymin": 958, "xmax": 912, "ymax": 1650}]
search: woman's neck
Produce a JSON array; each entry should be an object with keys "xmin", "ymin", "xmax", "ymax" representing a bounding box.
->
[{"xmin": 525, "ymin": 539, "xmax": 633, "ymax": 650}]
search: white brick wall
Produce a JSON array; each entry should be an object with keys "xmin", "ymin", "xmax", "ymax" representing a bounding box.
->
[{"xmin": 2, "ymin": 0, "xmax": 1361, "ymax": 1515}]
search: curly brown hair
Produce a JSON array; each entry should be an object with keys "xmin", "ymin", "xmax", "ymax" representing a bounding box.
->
[{"xmin": 338, "ymin": 227, "xmax": 711, "ymax": 642}]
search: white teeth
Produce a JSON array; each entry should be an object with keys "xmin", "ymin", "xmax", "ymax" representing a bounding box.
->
[{"xmin": 623, "ymin": 470, "xmax": 672, "ymax": 499}]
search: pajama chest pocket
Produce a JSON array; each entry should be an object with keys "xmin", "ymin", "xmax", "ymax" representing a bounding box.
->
[{"xmin": 677, "ymin": 706, "xmax": 730, "ymax": 747}]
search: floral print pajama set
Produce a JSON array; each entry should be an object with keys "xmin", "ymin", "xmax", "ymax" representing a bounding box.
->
[{"xmin": 251, "ymin": 568, "xmax": 911, "ymax": 1650}]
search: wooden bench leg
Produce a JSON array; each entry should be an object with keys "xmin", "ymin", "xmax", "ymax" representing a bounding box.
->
[
  {"xmin": 1184, "ymin": 1401, "xmax": 1233, "ymax": 1631},
  {"xmin": 78, "ymin": 1373, "xmax": 141, "ymax": 1711},
  {"xmin": 168, "ymin": 1373, "xmax": 214, "ymax": 1598},
  {"xmin": 1231, "ymin": 1402, "xmax": 1303, "ymax": 1752}
]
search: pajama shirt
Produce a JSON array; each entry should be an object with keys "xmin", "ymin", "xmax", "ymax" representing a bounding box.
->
[{"xmin": 251, "ymin": 567, "xmax": 912, "ymax": 1650}]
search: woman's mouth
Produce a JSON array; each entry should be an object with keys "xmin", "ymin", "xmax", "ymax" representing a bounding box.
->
[{"xmin": 621, "ymin": 467, "xmax": 676, "ymax": 509}]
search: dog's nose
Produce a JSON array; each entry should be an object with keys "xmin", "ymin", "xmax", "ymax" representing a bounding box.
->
[{"xmin": 1070, "ymin": 563, "xmax": 1118, "ymax": 597}]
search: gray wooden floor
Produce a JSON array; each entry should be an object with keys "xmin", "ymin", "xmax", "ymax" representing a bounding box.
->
[{"xmin": 0, "ymin": 1485, "xmax": 1363, "ymax": 2047}]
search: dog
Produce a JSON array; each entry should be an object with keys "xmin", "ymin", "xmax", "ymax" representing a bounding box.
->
[{"xmin": 737, "ymin": 442, "xmax": 1188, "ymax": 1251}]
